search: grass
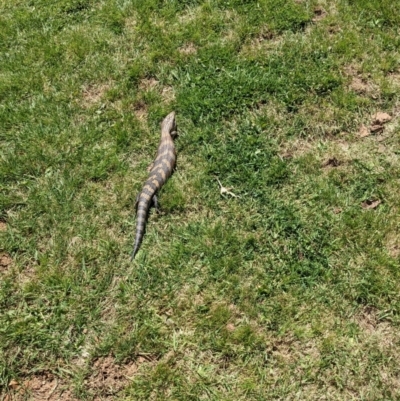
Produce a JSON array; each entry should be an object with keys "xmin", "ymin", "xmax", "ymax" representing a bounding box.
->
[{"xmin": 1, "ymin": 0, "xmax": 400, "ymax": 399}]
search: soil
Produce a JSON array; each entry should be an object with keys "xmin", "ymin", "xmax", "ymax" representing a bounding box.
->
[{"xmin": 5, "ymin": 356, "xmax": 144, "ymax": 401}]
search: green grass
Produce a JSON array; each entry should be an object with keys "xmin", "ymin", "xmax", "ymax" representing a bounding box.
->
[{"xmin": 1, "ymin": 0, "xmax": 400, "ymax": 399}]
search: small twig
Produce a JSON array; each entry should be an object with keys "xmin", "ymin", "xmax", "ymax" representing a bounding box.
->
[{"xmin": 216, "ymin": 178, "xmax": 240, "ymax": 198}]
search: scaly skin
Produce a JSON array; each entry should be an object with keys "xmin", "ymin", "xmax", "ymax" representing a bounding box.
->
[{"xmin": 131, "ymin": 112, "xmax": 177, "ymax": 260}]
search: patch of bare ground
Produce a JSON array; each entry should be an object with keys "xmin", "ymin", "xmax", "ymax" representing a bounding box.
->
[
  {"xmin": 0, "ymin": 252, "xmax": 12, "ymax": 274},
  {"xmin": 0, "ymin": 221, "xmax": 7, "ymax": 231},
  {"xmin": 8, "ymin": 373, "xmax": 77, "ymax": 401},
  {"xmin": 358, "ymin": 110, "xmax": 396, "ymax": 138},
  {"xmin": 344, "ymin": 65, "xmax": 379, "ymax": 98},
  {"xmin": 314, "ymin": 1, "xmax": 339, "ymax": 16},
  {"xmin": 8, "ymin": 357, "xmax": 149, "ymax": 400},
  {"xmin": 312, "ymin": 6, "xmax": 327, "ymax": 22},
  {"xmin": 379, "ymin": 106, "xmax": 400, "ymax": 138},
  {"xmin": 84, "ymin": 356, "xmax": 145, "ymax": 399},
  {"xmin": 350, "ymin": 77, "xmax": 373, "ymax": 94},
  {"xmin": 321, "ymin": 156, "xmax": 342, "ymax": 169},
  {"xmin": 305, "ymin": 2, "xmax": 338, "ymax": 35},
  {"xmin": 81, "ymin": 83, "xmax": 111, "ymax": 108},
  {"xmin": 356, "ymin": 307, "xmax": 399, "ymax": 352}
]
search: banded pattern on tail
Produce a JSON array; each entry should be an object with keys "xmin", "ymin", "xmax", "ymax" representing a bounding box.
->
[{"xmin": 131, "ymin": 112, "xmax": 177, "ymax": 260}]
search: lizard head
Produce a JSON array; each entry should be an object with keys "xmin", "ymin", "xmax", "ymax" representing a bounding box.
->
[{"xmin": 162, "ymin": 111, "xmax": 178, "ymax": 139}]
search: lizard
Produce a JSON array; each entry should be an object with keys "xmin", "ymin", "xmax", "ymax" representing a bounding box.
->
[{"xmin": 131, "ymin": 111, "xmax": 178, "ymax": 260}]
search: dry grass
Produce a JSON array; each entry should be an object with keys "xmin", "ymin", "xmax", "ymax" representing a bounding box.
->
[{"xmin": 1, "ymin": 0, "xmax": 400, "ymax": 399}]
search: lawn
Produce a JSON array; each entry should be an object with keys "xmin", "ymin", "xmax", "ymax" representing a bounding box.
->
[{"xmin": 1, "ymin": 0, "xmax": 400, "ymax": 399}]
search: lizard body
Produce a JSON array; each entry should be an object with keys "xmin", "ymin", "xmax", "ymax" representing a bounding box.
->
[{"xmin": 131, "ymin": 111, "xmax": 177, "ymax": 259}]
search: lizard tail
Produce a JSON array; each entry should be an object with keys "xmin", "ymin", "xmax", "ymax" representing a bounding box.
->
[{"xmin": 131, "ymin": 201, "xmax": 148, "ymax": 260}]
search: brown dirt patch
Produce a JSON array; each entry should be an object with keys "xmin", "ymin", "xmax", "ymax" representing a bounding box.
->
[
  {"xmin": 372, "ymin": 112, "xmax": 392, "ymax": 125},
  {"xmin": 356, "ymin": 307, "xmax": 397, "ymax": 350},
  {"xmin": 84, "ymin": 356, "xmax": 141, "ymax": 398},
  {"xmin": 0, "ymin": 253, "xmax": 12, "ymax": 274},
  {"xmin": 8, "ymin": 373, "xmax": 77, "ymax": 401},
  {"xmin": 0, "ymin": 221, "xmax": 6, "ymax": 231},
  {"xmin": 350, "ymin": 77, "xmax": 370, "ymax": 93},
  {"xmin": 7, "ymin": 358, "xmax": 145, "ymax": 401},
  {"xmin": 344, "ymin": 65, "xmax": 379, "ymax": 98},
  {"xmin": 81, "ymin": 83, "xmax": 111, "ymax": 108},
  {"xmin": 358, "ymin": 111, "xmax": 393, "ymax": 138},
  {"xmin": 361, "ymin": 199, "xmax": 381, "ymax": 210},
  {"xmin": 357, "ymin": 307, "xmax": 377, "ymax": 332},
  {"xmin": 358, "ymin": 124, "xmax": 370, "ymax": 138},
  {"xmin": 312, "ymin": 6, "xmax": 327, "ymax": 22},
  {"xmin": 321, "ymin": 157, "xmax": 341, "ymax": 168},
  {"xmin": 226, "ymin": 323, "xmax": 235, "ymax": 332}
]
